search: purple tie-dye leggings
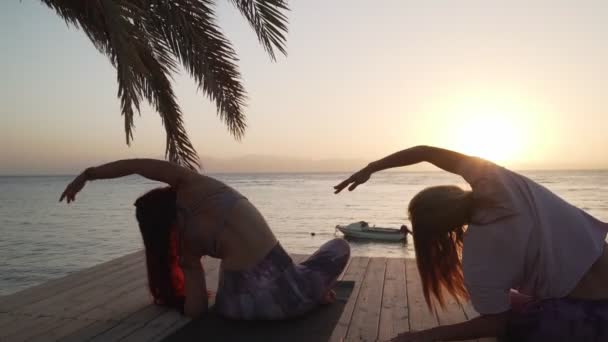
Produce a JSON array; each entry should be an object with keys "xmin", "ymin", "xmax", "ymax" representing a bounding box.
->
[
  {"xmin": 506, "ymin": 297, "xmax": 608, "ymax": 341},
  {"xmin": 214, "ymin": 238, "xmax": 350, "ymax": 320}
]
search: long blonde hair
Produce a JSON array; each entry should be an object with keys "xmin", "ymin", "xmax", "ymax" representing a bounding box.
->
[{"xmin": 408, "ymin": 185, "xmax": 473, "ymax": 311}]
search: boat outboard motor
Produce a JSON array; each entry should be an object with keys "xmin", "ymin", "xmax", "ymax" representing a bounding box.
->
[{"xmin": 400, "ymin": 225, "xmax": 412, "ymax": 244}]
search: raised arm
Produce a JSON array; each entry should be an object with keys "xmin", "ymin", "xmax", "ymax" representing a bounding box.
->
[
  {"xmin": 334, "ymin": 146, "xmax": 476, "ymax": 193},
  {"xmin": 60, "ymin": 159, "xmax": 197, "ymax": 203},
  {"xmin": 84, "ymin": 159, "xmax": 195, "ymax": 185}
]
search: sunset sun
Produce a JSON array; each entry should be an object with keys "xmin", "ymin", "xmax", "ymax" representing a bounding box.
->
[
  {"xmin": 455, "ymin": 117, "xmax": 521, "ymax": 162},
  {"xmin": 441, "ymin": 105, "xmax": 528, "ymax": 163}
]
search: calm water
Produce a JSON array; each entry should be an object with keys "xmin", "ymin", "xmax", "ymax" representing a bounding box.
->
[{"xmin": 1, "ymin": 170, "xmax": 608, "ymax": 296}]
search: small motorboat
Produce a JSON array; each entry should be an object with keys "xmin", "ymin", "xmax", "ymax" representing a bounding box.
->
[{"xmin": 335, "ymin": 221, "xmax": 411, "ymax": 242}]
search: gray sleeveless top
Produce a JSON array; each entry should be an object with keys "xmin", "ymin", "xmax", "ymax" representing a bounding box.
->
[{"xmin": 177, "ymin": 186, "xmax": 246, "ymax": 258}]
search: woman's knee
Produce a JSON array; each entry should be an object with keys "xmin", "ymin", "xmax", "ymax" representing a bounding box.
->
[
  {"xmin": 323, "ymin": 238, "xmax": 350, "ymax": 259},
  {"xmin": 327, "ymin": 238, "xmax": 350, "ymax": 271},
  {"xmin": 335, "ymin": 238, "xmax": 351, "ymax": 258}
]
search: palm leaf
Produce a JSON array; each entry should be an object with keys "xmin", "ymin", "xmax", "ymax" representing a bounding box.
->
[
  {"xmin": 141, "ymin": 0, "xmax": 248, "ymax": 139},
  {"xmin": 230, "ymin": 0, "xmax": 289, "ymax": 60},
  {"xmin": 39, "ymin": 0, "xmax": 290, "ymax": 170}
]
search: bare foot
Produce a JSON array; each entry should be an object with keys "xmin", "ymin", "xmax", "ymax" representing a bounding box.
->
[{"xmin": 320, "ymin": 289, "xmax": 336, "ymax": 304}]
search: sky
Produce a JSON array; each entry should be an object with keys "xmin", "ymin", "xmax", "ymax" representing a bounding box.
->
[{"xmin": 1, "ymin": 0, "xmax": 608, "ymax": 174}]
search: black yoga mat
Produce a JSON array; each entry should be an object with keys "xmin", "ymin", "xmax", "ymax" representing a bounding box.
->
[{"xmin": 162, "ymin": 281, "xmax": 355, "ymax": 342}]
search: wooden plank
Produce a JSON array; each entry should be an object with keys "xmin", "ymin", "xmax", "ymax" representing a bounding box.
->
[
  {"xmin": 123, "ymin": 303, "xmax": 169, "ymax": 324},
  {"xmin": 0, "ymin": 312, "xmax": 18, "ymax": 328},
  {"xmin": 42, "ymin": 254, "xmax": 184, "ymax": 340},
  {"xmin": 30, "ymin": 319, "xmax": 100, "ymax": 342},
  {"xmin": 405, "ymin": 259, "xmax": 438, "ymax": 331},
  {"xmin": 24, "ymin": 277, "xmax": 149, "ymax": 341},
  {"xmin": 33, "ymin": 277, "xmax": 151, "ymax": 341},
  {"xmin": 0, "ymin": 250, "xmax": 143, "ymax": 312},
  {"xmin": 345, "ymin": 257, "xmax": 387, "ymax": 342},
  {"xmin": 57, "ymin": 320, "xmax": 120, "ymax": 342},
  {"xmin": 14, "ymin": 259, "xmax": 143, "ymax": 316},
  {"xmin": 435, "ymin": 296, "xmax": 476, "ymax": 342},
  {"xmin": 436, "ymin": 297, "xmax": 468, "ymax": 325},
  {"xmin": 378, "ymin": 258, "xmax": 409, "ymax": 341},
  {"xmin": 61, "ymin": 266, "xmax": 146, "ymax": 314},
  {"xmin": 3, "ymin": 316, "xmax": 69, "ymax": 342},
  {"xmin": 0, "ymin": 250, "xmax": 141, "ymax": 304},
  {"xmin": 14, "ymin": 263, "xmax": 147, "ymax": 341},
  {"xmin": 7, "ymin": 275, "xmax": 145, "ymax": 336},
  {"xmin": 88, "ymin": 321, "xmax": 145, "ymax": 342},
  {"xmin": 52, "ymin": 266, "xmax": 146, "ymax": 318},
  {"xmin": 1, "ymin": 315, "xmax": 58, "ymax": 341},
  {"xmin": 148, "ymin": 316, "xmax": 192, "ymax": 342},
  {"xmin": 3, "ymin": 254, "xmax": 143, "ymax": 316},
  {"xmin": 328, "ymin": 256, "xmax": 370, "ymax": 342},
  {"xmin": 82, "ymin": 279, "xmax": 150, "ymax": 320},
  {"xmin": 0, "ymin": 315, "xmax": 25, "ymax": 335},
  {"xmin": 9, "ymin": 304, "xmax": 114, "ymax": 341},
  {"xmin": 120, "ymin": 310, "xmax": 186, "ymax": 342},
  {"xmin": 57, "ymin": 304, "xmax": 168, "ymax": 342},
  {"xmin": 84, "ymin": 256, "xmax": 216, "ymax": 321}
]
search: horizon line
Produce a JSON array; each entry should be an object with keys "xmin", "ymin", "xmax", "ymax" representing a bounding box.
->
[{"xmin": 2, "ymin": 167, "xmax": 608, "ymax": 177}]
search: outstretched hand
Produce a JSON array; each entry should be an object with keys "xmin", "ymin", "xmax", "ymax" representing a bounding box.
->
[
  {"xmin": 334, "ymin": 167, "xmax": 372, "ymax": 194},
  {"xmin": 59, "ymin": 172, "xmax": 88, "ymax": 203}
]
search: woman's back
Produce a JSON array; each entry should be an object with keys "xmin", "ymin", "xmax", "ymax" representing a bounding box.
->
[
  {"xmin": 220, "ymin": 197, "xmax": 278, "ymax": 270},
  {"xmin": 177, "ymin": 175, "xmax": 278, "ymax": 270}
]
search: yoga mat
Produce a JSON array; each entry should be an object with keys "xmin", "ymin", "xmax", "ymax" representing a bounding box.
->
[{"xmin": 162, "ymin": 281, "xmax": 355, "ymax": 342}]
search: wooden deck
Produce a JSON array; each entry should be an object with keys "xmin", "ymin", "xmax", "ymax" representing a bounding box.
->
[{"xmin": 0, "ymin": 251, "xmax": 497, "ymax": 342}]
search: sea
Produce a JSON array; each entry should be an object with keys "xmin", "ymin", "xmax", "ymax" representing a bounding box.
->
[{"xmin": 1, "ymin": 170, "xmax": 608, "ymax": 296}]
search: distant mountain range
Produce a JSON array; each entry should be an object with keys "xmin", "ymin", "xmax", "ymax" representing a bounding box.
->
[
  {"xmin": 199, "ymin": 155, "xmax": 368, "ymax": 173},
  {"xmin": 2, "ymin": 154, "xmax": 606, "ymax": 176},
  {"xmin": 196, "ymin": 155, "xmax": 608, "ymax": 173}
]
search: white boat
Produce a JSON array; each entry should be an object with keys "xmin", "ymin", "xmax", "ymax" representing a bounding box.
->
[{"xmin": 335, "ymin": 221, "xmax": 410, "ymax": 242}]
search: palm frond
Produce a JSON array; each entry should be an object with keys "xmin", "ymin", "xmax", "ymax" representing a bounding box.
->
[
  {"xmin": 40, "ymin": 0, "xmax": 290, "ymax": 170},
  {"xmin": 142, "ymin": 0, "xmax": 248, "ymax": 139},
  {"xmin": 229, "ymin": 0, "xmax": 289, "ymax": 60},
  {"xmin": 41, "ymin": 0, "xmax": 199, "ymax": 169}
]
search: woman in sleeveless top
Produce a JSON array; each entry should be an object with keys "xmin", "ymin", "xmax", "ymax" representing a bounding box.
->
[
  {"xmin": 335, "ymin": 146, "xmax": 608, "ymax": 342},
  {"xmin": 60, "ymin": 159, "xmax": 350, "ymax": 319}
]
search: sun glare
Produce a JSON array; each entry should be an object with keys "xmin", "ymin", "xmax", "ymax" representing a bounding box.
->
[
  {"xmin": 439, "ymin": 102, "xmax": 529, "ymax": 164},
  {"xmin": 453, "ymin": 116, "xmax": 522, "ymax": 162}
]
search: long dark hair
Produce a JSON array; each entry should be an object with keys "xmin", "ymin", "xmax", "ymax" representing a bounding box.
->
[
  {"xmin": 408, "ymin": 185, "xmax": 472, "ymax": 311},
  {"xmin": 134, "ymin": 187, "xmax": 185, "ymax": 311}
]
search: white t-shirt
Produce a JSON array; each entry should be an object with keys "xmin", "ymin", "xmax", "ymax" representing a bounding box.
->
[{"xmin": 460, "ymin": 158, "xmax": 608, "ymax": 315}]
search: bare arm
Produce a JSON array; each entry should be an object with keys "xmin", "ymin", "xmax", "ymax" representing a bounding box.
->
[
  {"xmin": 390, "ymin": 312, "xmax": 508, "ymax": 341},
  {"xmin": 334, "ymin": 146, "xmax": 476, "ymax": 193},
  {"xmin": 85, "ymin": 159, "xmax": 195, "ymax": 186},
  {"xmin": 60, "ymin": 159, "xmax": 197, "ymax": 203},
  {"xmin": 181, "ymin": 261, "xmax": 209, "ymax": 318},
  {"xmin": 366, "ymin": 145, "xmax": 471, "ymax": 175}
]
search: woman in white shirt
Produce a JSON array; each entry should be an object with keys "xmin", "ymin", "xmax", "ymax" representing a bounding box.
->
[{"xmin": 335, "ymin": 145, "xmax": 608, "ymax": 341}]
